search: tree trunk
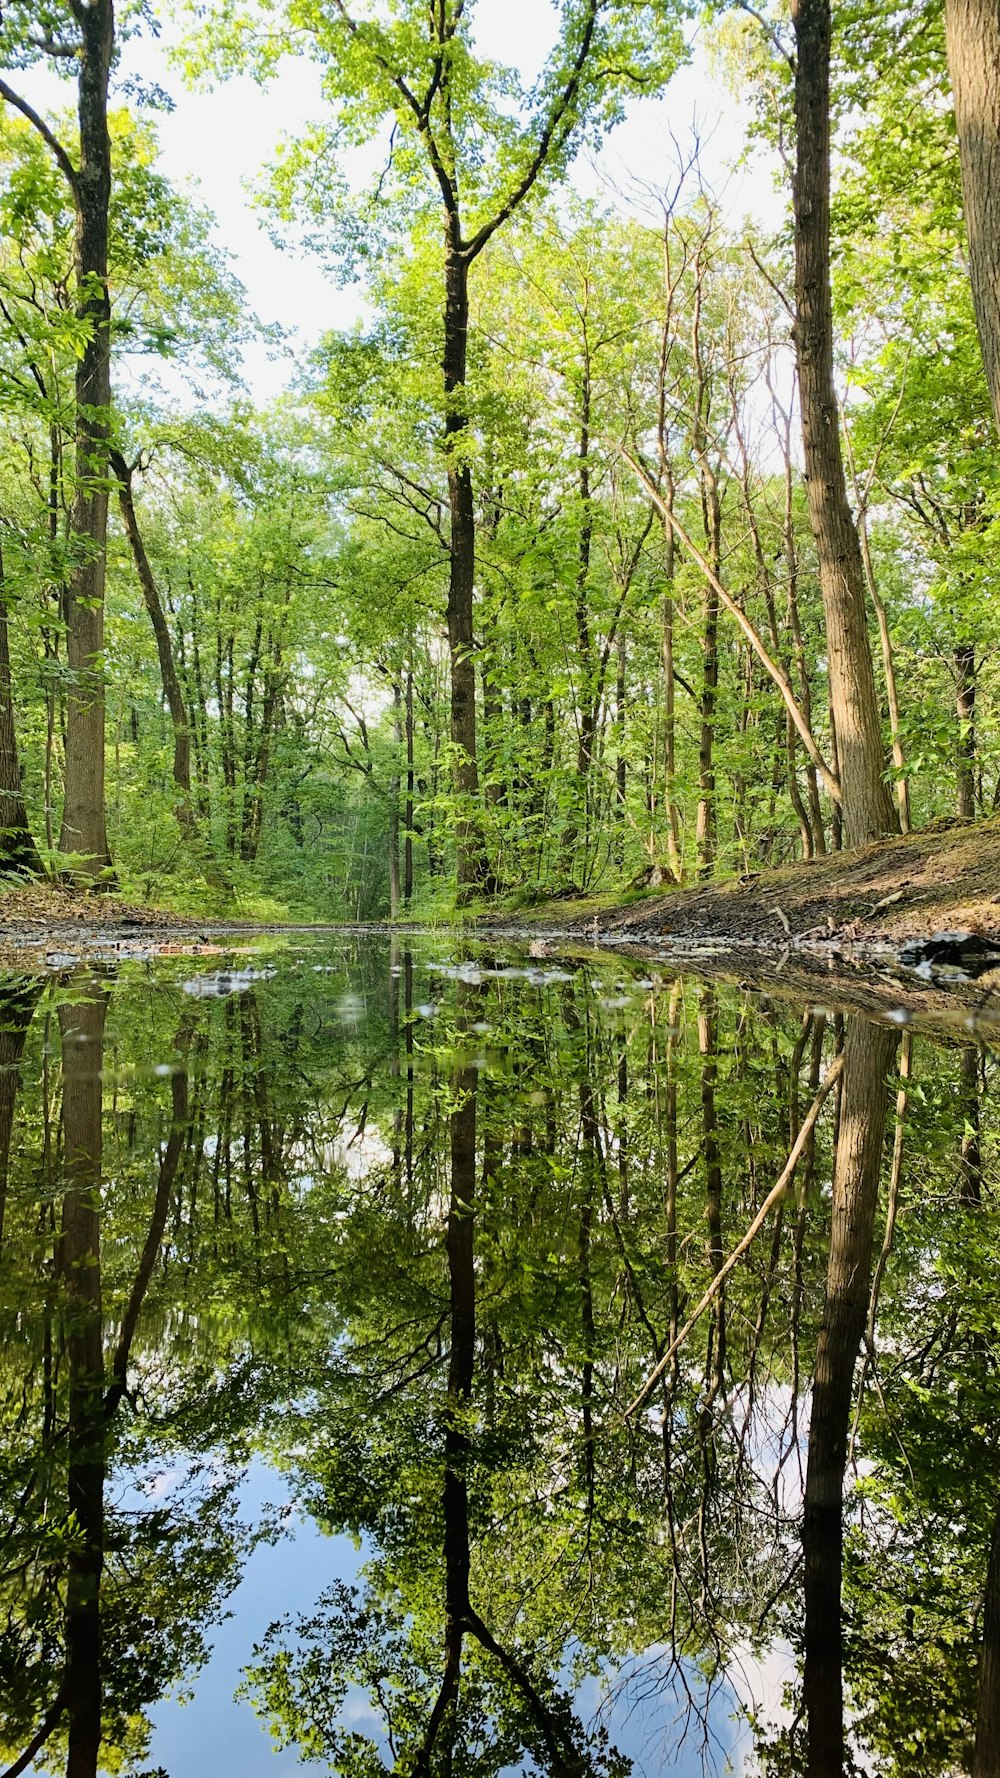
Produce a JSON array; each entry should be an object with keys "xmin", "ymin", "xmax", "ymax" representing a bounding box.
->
[
  {"xmin": 404, "ymin": 665, "xmax": 414, "ymax": 905},
  {"xmin": 562, "ymin": 345, "xmax": 595, "ymax": 879},
  {"xmin": 956, "ymin": 641, "xmax": 977, "ymax": 818},
  {"xmin": 660, "ymin": 509, "xmax": 683, "ymax": 880},
  {"xmin": 615, "ymin": 630, "xmax": 627, "ymax": 864},
  {"xmin": 802, "ymin": 1017, "xmax": 898, "ymax": 1776},
  {"xmin": 59, "ymin": 988, "xmax": 108, "ymax": 1778},
  {"xmin": 696, "ymin": 563, "xmax": 719, "ymax": 878},
  {"xmin": 974, "ymin": 1503, "xmax": 1000, "ymax": 1778},
  {"xmin": 792, "ymin": 0, "xmax": 898, "ymax": 848},
  {"xmin": 389, "ymin": 678, "xmax": 401, "ymax": 917},
  {"xmin": 443, "ymin": 229, "xmax": 484, "ymax": 900},
  {"xmin": 59, "ymin": 1, "xmax": 114, "ymax": 878},
  {"xmin": 945, "ymin": 0, "xmax": 1000, "ymax": 436},
  {"xmin": 0, "ymin": 980, "xmax": 40, "ymax": 1251},
  {"xmin": 0, "ymin": 542, "xmax": 42, "ymax": 874},
  {"xmin": 111, "ymin": 452, "xmax": 194, "ymax": 831}
]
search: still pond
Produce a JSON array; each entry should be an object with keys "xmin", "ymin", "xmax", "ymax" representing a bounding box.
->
[{"xmin": 0, "ymin": 936, "xmax": 997, "ymax": 1776}]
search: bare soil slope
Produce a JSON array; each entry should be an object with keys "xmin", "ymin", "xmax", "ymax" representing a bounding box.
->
[{"xmin": 560, "ymin": 816, "xmax": 1000, "ymax": 950}]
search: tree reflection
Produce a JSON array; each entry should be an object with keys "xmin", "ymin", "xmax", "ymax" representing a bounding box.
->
[
  {"xmin": 0, "ymin": 946, "xmax": 997, "ymax": 1776},
  {"xmin": 802, "ymin": 1017, "xmax": 898, "ymax": 1775}
]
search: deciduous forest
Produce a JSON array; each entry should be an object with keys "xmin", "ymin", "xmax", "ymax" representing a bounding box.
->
[
  {"xmin": 6, "ymin": 11, "xmax": 1000, "ymax": 1778},
  {"xmin": 0, "ymin": 0, "xmax": 997, "ymax": 919}
]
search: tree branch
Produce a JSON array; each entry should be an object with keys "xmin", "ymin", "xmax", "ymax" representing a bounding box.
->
[
  {"xmin": 464, "ymin": 0, "xmax": 601, "ymax": 261},
  {"xmin": 0, "ymin": 1683, "xmax": 68, "ymax": 1778},
  {"xmin": 619, "ymin": 445, "xmax": 841, "ymax": 803},
  {"xmin": 0, "ymin": 80, "xmax": 77, "ymax": 190},
  {"xmin": 625, "ymin": 1051, "xmax": 844, "ymax": 1418}
]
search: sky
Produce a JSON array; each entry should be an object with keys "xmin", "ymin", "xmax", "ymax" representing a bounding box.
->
[
  {"xmin": 9, "ymin": 0, "xmax": 785, "ymax": 404},
  {"xmin": 144, "ymin": 1457, "xmax": 757, "ymax": 1778}
]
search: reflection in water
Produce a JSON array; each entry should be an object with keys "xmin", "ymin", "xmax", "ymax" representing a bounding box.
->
[
  {"xmin": 802, "ymin": 1018, "xmax": 898, "ymax": 1776},
  {"xmin": 0, "ymin": 943, "xmax": 998, "ymax": 1776}
]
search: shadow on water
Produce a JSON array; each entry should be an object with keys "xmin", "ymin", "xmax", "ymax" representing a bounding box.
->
[{"xmin": 0, "ymin": 940, "xmax": 999, "ymax": 1776}]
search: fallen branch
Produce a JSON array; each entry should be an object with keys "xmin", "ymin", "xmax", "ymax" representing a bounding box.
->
[
  {"xmin": 624, "ymin": 1051, "xmax": 844, "ymax": 1418},
  {"xmin": 618, "ymin": 445, "xmax": 841, "ymax": 805}
]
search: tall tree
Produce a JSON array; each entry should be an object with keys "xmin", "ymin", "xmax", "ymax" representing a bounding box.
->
[
  {"xmin": 945, "ymin": 0, "xmax": 1000, "ymax": 436},
  {"xmin": 791, "ymin": 0, "xmax": 898, "ymax": 847},
  {"xmin": 0, "ymin": 0, "xmax": 115, "ymax": 877},
  {"xmin": 194, "ymin": 0, "xmax": 681, "ymax": 898}
]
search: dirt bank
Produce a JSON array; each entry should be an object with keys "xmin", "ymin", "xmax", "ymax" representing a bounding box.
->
[{"xmin": 480, "ymin": 816, "xmax": 1000, "ymax": 1040}]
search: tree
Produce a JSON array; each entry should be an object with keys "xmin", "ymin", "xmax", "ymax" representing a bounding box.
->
[
  {"xmin": 191, "ymin": 0, "xmax": 682, "ymax": 899},
  {"xmin": 0, "ymin": 1, "xmax": 116, "ymax": 878},
  {"xmin": 945, "ymin": 0, "xmax": 1000, "ymax": 436},
  {"xmin": 791, "ymin": 0, "xmax": 899, "ymax": 847}
]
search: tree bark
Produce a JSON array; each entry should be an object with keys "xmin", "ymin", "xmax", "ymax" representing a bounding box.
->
[
  {"xmin": 59, "ymin": 1, "xmax": 115, "ymax": 878},
  {"xmin": 791, "ymin": 0, "xmax": 898, "ymax": 848},
  {"xmin": 443, "ymin": 230, "xmax": 485, "ymax": 900},
  {"xmin": 0, "ymin": 542, "xmax": 42, "ymax": 874},
  {"xmin": 802, "ymin": 1017, "xmax": 898, "ymax": 1776},
  {"xmin": 946, "ymin": 0, "xmax": 1000, "ymax": 436}
]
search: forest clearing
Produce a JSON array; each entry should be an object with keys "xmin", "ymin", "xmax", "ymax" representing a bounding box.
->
[{"xmin": 4, "ymin": 5, "xmax": 1000, "ymax": 1778}]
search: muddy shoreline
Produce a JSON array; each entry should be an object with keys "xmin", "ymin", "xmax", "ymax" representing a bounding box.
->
[
  {"xmin": 2, "ymin": 816, "xmax": 999, "ymax": 1038},
  {"xmin": 0, "ymin": 908, "xmax": 994, "ymax": 1044}
]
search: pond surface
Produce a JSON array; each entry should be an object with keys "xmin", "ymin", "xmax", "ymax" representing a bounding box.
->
[{"xmin": 1, "ymin": 935, "xmax": 997, "ymax": 1777}]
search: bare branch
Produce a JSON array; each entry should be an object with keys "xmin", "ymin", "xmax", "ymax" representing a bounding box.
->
[
  {"xmin": 619, "ymin": 445, "xmax": 841, "ymax": 802},
  {"xmin": 625, "ymin": 1051, "xmax": 844, "ymax": 1418}
]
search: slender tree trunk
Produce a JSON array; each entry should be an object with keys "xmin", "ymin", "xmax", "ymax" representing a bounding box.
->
[
  {"xmin": 480, "ymin": 621, "xmax": 505, "ymax": 809},
  {"xmin": 389, "ymin": 679, "xmax": 401, "ymax": 917},
  {"xmin": 615, "ymin": 630, "xmax": 627, "ymax": 865},
  {"xmin": 59, "ymin": 2, "xmax": 115, "ymax": 878},
  {"xmin": 0, "ymin": 543, "xmax": 42, "ymax": 874},
  {"xmin": 404, "ymin": 665, "xmax": 415, "ymax": 905},
  {"xmin": 660, "ymin": 511, "xmax": 683, "ymax": 880},
  {"xmin": 857, "ymin": 506, "xmax": 910, "ymax": 832},
  {"xmin": 696, "ymin": 541, "xmax": 720, "ymax": 878},
  {"xmin": 802, "ymin": 1017, "xmax": 898, "ymax": 1776},
  {"xmin": 945, "ymin": 0, "xmax": 1000, "ymax": 436},
  {"xmin": 562, "ymin": 345, "xmax": 595, "ymax": 879},
  {"xmin": 956, "ymin": 641, "xmax": 977, "ymax": 818},
  {"xmin": 111, "ymin": 453, "xmax": 194, "ymax": 830},
  {"xmin": 975, "ymin": 1503, "xmax": 1000, "ymax": 1778},
  {"xmin": 792, "ymin": 0, "xmax": 898, "ymax": 848},
  {"xmin": 416, "ymin": 1002, "xmax": 478, "ymax": 1770},
  {"xmin": 443, "ymin": 228, "xmax": 484, "ymax": 900},
  {"xmin": 959, "ymin": 1044, "xmax": 984, "ymax": 1206},
  {"xmin": 692, "ymin": 267, "xmax": 720, "ymax": 879},
  {"xmin": 785, "ymin": 441, "xmax": 827, "ymax": 855},
  {"xmin": 0, "ymin": 981, "xmax": 40, "ymax": 1252},
  {"xmin": 698, "ymin": 989, "xmax": 726, "ymax": 1398}
]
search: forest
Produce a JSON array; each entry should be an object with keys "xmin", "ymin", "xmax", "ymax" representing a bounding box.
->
[
  {"xmin": 0, "ymin": 0, "xmax": 997, "ymax": 921},
  {"xmin": 6, "ymin": 8, "xmax": 1000, "ymax": 1778}
]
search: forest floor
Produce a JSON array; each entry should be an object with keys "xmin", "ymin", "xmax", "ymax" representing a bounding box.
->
[
  {"xmin": 498, "ymin": 813, "xmax": 1000, "ymax": 949},
  {"xmin": 1, "ymin": 816, "xmax": 999, "ymax": 1037}
]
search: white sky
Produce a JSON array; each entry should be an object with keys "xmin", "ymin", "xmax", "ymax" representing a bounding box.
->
[{"xmin": 9, "ymin": 2, "xmax": 785, "ymax": 403}]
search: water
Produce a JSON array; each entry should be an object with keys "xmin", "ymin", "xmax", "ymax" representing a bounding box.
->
[{"xmin": 0, "ymin": 935, "xmax": 997, "ymax": 1777}]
